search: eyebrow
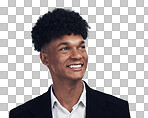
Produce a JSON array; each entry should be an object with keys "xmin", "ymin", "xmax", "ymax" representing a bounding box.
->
[{"xmin": 56, "ymin": 40, "xmax": 85, "ymax": 48}]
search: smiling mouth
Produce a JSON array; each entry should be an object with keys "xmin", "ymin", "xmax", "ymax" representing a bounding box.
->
[{"xmin": 67, "ymin": 63, "xmax": 84, "ymax": 68}]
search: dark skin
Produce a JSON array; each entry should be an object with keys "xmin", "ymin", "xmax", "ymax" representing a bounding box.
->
[{"xmin": 40, "ymin": 34, "xmax": 88, "ymax": 112}]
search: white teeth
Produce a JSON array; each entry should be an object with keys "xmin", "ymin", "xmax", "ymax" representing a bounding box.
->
[{"xmin": 69, "ymin": 65, "xmax": 81, "ymax": 68}]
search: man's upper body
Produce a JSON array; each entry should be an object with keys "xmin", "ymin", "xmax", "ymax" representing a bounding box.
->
[
  {"xmin": 9, "ymin": 8, "xmax": 131, "ymax": 118},
  {"xmin": 9, "ymin": 81, "xmax": 130, "ymax": 118}
]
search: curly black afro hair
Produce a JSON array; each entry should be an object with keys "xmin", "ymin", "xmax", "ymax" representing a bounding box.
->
[{"xmin": 31, "ymin": 8, "xmax": 90, "ymax": 52}]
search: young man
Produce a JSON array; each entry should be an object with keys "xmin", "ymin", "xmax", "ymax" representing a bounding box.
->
[{"xmin": 9, "ymin": 8, "xmax": 130, "ymax": 118}]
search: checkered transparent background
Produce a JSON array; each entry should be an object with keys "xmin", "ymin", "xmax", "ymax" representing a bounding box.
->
[{"xmin": 0, "ymin": 0, "xmax": 148, "ymax": 117}]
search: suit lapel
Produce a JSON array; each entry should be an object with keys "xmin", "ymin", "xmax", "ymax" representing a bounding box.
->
[
  {"xmin": 29, "ymin": 82, "xmax": 111, "ymax": 118},
  {"xmin": 30, "ymin": 86, "xmax": 53, "ymax": 118},
  {"xmin": 84, "ymin": 81, "xmax": 111, "ymax": 118}
]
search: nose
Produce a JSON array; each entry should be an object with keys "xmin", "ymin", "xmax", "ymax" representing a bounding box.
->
[{"xmin": 70, "ymin": 49, "xmax": 82, "ymax": 60}]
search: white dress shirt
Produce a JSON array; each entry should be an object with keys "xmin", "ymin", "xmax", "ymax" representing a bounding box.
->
[{"xmin": 50, "ymin": 82, "xmax": 86, "ymax": 118}]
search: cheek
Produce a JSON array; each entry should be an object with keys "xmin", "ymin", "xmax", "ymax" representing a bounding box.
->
[
  {"xmin": 83, "ymin": 52, "xmax": 88, "ymax": 62},
  {"xmin": 52, "ymin": 56, "xmax": 67, "ymax": 69}
]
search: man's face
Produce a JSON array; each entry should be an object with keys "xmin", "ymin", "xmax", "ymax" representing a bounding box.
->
[{"xmin": 41, "ymin": 34, "xmax": 88, "ymax": 81}]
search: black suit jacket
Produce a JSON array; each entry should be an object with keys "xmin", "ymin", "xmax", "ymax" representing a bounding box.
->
[{"xmin": 9, "ymin": 81, "xmax": 130, "ymax": 118}]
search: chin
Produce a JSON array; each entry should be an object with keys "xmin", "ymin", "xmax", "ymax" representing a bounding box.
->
[
  {"xmin": 68, "ymin": 75, "xmax": 84, "ymax": 81},
  {"xmin": 64, "ymin": 71, "xmax": 85, "ymax": 81}
]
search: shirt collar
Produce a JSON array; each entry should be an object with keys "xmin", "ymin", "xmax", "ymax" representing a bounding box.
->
[{"xmin": 50, "ymin": 81, "xmax": 86, "ymax": 108}]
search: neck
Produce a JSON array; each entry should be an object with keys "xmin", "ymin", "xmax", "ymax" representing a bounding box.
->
[{"xmin": 52, "ymin": 79, "xmax": 83, "ymax": 112}]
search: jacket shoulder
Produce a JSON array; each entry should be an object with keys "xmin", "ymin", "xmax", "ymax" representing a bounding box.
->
[
  {"xmin": 9, "ymin": 91, "xmax": 48, "ymax": 117},
  {"xmin": 87, "ymin": 88, "xmax": 130, "ymax": 118},
  {"xmin": 93, "ymin": 88, "xmax": 128, "ymax": 106}
]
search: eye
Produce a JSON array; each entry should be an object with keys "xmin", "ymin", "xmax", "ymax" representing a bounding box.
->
[
  {"xmin": 79, "ymin": 46, "xmax": 85, "ymax": 49},
  {"xmin": 60, "ymin": 47, "xmax": 69, "ymax": 51}
]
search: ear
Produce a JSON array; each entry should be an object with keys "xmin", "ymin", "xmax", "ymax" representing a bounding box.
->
[{"xmin": 40, "ymin": 52, "xmax": 49, "ymax": 66}]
